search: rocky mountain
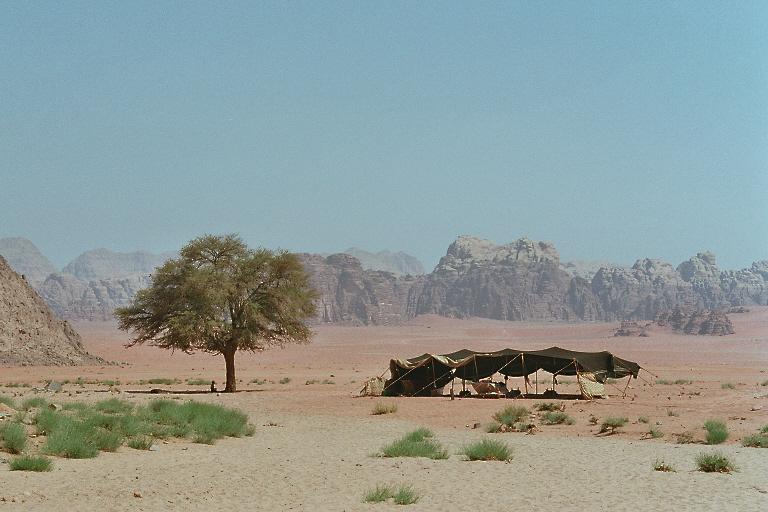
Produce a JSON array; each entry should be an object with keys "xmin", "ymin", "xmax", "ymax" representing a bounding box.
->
[
  {"xmin": 0, "ymin": 256, "xmax": 102, "ymax": 366},
  {"xmin": 299, "ymin": 253, "xmax": 424, "ymax": 325},
  {"xmin": 4, "ymin": 235, "xmax": 767, "ymax": 326},
  {"xmin": 342, "ymin": 248, "xmax": 425, "ymax": 276},
  {"xmin": 415, "ymin": 236, "xmax": 576, "ymax": 320},
  {"xmin": 560, "ymin": 260, "xmax": 623, "ymax": 281},
  {"xmin": 62, "ymin": 248, "xmax": 176, "ymax": 281},
  {"xmin": 0, "ymin": 237, "xmax": 57, "ymax": 287},
  {"xmin": 39, "ymin": 273, "xmax": 152, "ymax": 322}
]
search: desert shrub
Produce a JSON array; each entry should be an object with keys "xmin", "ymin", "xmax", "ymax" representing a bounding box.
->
[
  {"xmin": 599, "ymin": 417, "xmax": 628, "ymax": 434},
  {"xmin": 638, "ymin": 416, "xmax": 649, "ymax": 424},
  {"xmin": 655, "ymin": 379, "xmax": 672, "ymax": 385},
  {"xmin": 492, "ymin": 405, "xmax": 529, "ymax": 426},
  {"xmin": 392, "ymin": 484, "xmax": 421, "ymax": 505},
  {"xmin": 741, "ymin": 434, "xmax": 768, "ymax": 448},
  {"xmin": 322, "ymin": 379, "xmax": 335, "ymax": 384},
  {"xmin": 3, "ymin": 382, "xmax": 30, "ymax": 388},
  {"xmin": 9, "ymin": 455, "xmax": 52, "ymax": 472},
  {"xmin": 535, "ymin": 402, "xmax": 561, "ymax": 412},
  {"xmin": 460, "ymin": 438, "xmax": 512, "ymax": 461},
  {"xmin": 363, "ymin": 484, "xmax": 393, "ymax": 503},
  {"xmin": 278, "ymin": 377, "xmax": 291, "ymax": 384},
  {"xmin": 761, "ymin": 425, "xmax": 768, "ymax": 434},
  {"xmin": 21, "ymin": 397, "xmax": 48, "ymax": 410},
  {"xmin": 186, "ymin": 378, "xmax": 210, "ymax": 386},
  {"xmin": 695, "ymin": 452, "xmax": 734, "ymax": 473},
  {"xmin": 0, "ymin": 394, "xmax": 16, "ymax": 409},
  {"xmin": 380, "ymin": 428, "xmax": 448, "ymax": 460},
  {"xmin": 127, "ymin": 436, "xmax": 154, "ymax": 450},
  {"xmin": 675, "ymin": 432, "xmax": 696, "ymax": 444},
  {"xmin": 0, "ymin": 422, "xmax": 27, "ymax": 454},
  {"xmin": 95, "ymin": 398, "xmax": 133, "ymax": 415},
  {"xmin": 305, "ymin": 379, "xmax": 320, "ymax": 385},
  {"xmin": 90, "ymin": 428, "xmax": 123, "ymax": 452},
  {"xmin": 649, "ymin": 428, "xmax": 664, "ymax": 439},
  {"xmin": 540, "ymin": 411, "xmax": 574, "ymax": 425},
  {"xmin": 371, "ymin": 402, "xmax": 397, "ymax": 415},
  {"xmin": 704, "ymin": 420, "xmax": 728, "ymax": 445},
  {"xmin": 44, "ymin": 422, "xmax": 99, "ymax": 459},
  {"xmin": 667, "ymin": 409, "xmax": 679, "ymax": 417},
  {"xmin": 674, "ymin": 379, "xmax": 693, "ymax": 385},
  {"xmin": 652, "ymin": 458, "xmax": 675, "ymax": 472},
  {"xmin": 250, "ymin": 378, "xmax": 267, "ymax": 385},
  {"xmin": 720, "ymin": 382, "xmax": 735, "ymax": 390},
  {"xmin": 485, "ymin": 422, "xmax": 502, "ymax": 433}
]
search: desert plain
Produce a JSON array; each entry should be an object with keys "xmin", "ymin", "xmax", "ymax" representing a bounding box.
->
[{"xmin": 1, "ymin": 309, "xmax": 767, "ymax": 511}]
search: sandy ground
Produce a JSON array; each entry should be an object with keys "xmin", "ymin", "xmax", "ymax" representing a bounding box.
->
[{"xmin": 1, "ymin": 308, "xmax": 767, "ymax": 510}]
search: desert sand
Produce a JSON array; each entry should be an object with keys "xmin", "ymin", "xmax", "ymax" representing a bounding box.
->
[{"xmin": 1, "ymin": 309, "xmax": 767, "ymax": 511}]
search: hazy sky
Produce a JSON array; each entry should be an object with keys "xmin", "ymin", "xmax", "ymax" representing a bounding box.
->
[{"xmin": 1, "ymin": 1, "xmax": 766, "ymax": 271}]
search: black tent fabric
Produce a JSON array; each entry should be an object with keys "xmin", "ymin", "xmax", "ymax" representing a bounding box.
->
[{"xmin": 385, "ymin": 347, "xmax": 640, "ymax": 396}]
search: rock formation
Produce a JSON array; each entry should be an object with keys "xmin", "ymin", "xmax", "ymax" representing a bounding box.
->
[
  {"xmin": 0, "ymin": 237, "xmax": 57, "ymax": 287},
  {"xmin": 613, "ymin": 321, "xmax": 651, "ymax": 337},
  {"xmin": 343, "ymin": 248, "xmax": 425, "ymax": 276},
  {"xmin": 0, "ymin": 256, "xmax": 102, "ymax": 365},
  {"xmin": 62, "ymin": 248, "xmax": 175, "ymax": 282},
  {"xmin": 298, "ymin": 253, "xmax": 424, "ymax": 325},
  {"xmin": 416, "ymin": 236, "xmax": 576, "ymax": 320},
  {"xmin": 655, "ymin": 306, "xmax": 734, "ymax": 336}
]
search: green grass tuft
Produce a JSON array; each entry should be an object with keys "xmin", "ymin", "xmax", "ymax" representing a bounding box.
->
[
  {"xmin": 720, "ymin": 382, "xmax": 735, "ymax": 390},
  {"xmin": 649, "ymin": 428, "xmax": 664, "ymax": 439},
  {"xmin": 535, "ymin": 402, "xmax": 562, "ymax": 412},
  {"xmin": 380, "ymin": 428, "xmax": 448, "ymax": 459},
  {"xmin": 599, "ymin": 417, "xmax": 628, "ymax": 434},
  {"xmin": 540, "ymin": 411, "xmax": 574, "ymax": 425},
  {"xmin": 0, "ymin": 422, "xmax": 27, "ymax": 454},
  {"xmin": 741, "ymin": 432, "xmax": 768, "ymax": 448},
  {"xmin": 674, "ymin": 379, "xmax": 693, "ymax": 385},
  {"xmin": 363, "ymin": 484, "xmax": 393, "ymax": 503},
  {"xmin": 0, "ymin": 394, "xmax": 16, "ymax": 409},
  {"xmin": 145, "ymin": 378, "xmax": 179, "ymax": 385},
  {"xmin": 703, "ymin": 419, "xmax": 728, "ymax": 445},
  {"xmin": 9, "ymin": 455, "xmax": 52, "ymax": 472},
  {"xmin": 127, "ymin": 436, "xmax": 154, "ymax": 450},
  {"xmin": 695, "ymin": 451, "xmax": 734, "ymax": 473},
  {"xmin": 655, "ymin": 379, "xmax": 672, "ymax": 385},
  {"xmin": 460, "ymin": 438, "xmax": 512, "ymax": 461},
  {"xmin": 44, "ymin": 422, "xmax": 100, "ymax": 459},
  {"xmin": 21, "ymin": 397, "xmax": 48, "ymax": 410},
  {"xmin": 492, "ymin": 405, "xmax": 529, "ymax": 426},
  {"xmin": 392, "ymin": 484, "xmax": 421, "ymax": 505},
  {"xmin": 371, "ymin": 402, "xmax": 397, "ymax": 415},
  {"xmin": 638, "ymin": 416, "xmax": 649, "ymax": 424},
  {"xmin": 186, "ymin": 378, "xmax": 210, "ymax": 386},
  {"xmin": 95, "ymin": 398, "xmax": 134, "ymax": 415}
]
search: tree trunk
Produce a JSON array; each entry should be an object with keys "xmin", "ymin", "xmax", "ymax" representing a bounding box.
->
[{"xmin": 223, "ymin": 347, "xmax": 237, "ymax": 392}]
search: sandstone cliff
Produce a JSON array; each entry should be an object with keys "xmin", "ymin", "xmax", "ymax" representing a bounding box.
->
[
  {"xmin": 0, "ymin": 237, "xmax": 57, "ymax": 287},
  {"xmin": 0, "ymin": 256, "xmax": 102, "ymax": 366},
  {"xmin": 655, "ymin": 306, "xmax": 734, "ymax": 336},
  {"xmin": 62, "ymin": 248, "xmax": 175, "ymax": 281}
]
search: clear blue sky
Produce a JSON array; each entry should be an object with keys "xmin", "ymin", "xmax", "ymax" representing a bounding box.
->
[{"xmin": 1, "ymin": 1, "xmax": 766, "ymax": 271}]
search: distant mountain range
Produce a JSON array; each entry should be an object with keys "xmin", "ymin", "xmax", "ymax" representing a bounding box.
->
[{"xmin": 1, "ymin": 236, "xmax": 766, "ymax": 326}]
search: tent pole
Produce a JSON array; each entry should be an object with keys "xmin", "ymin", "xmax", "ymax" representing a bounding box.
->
[
  {"xmin": 522, "ymin": 354, "xmax": 528, "ymax": 396},
  {"xmin": 462, "ymin": 378, "xmax": 466, "ymax": 393},
  {"xmin": 622, "ymin": 375, "xmax": 631, "ymax": 398},
  {"xmin": 535, "ymin": 370, "xmax": 538, "ymax": 395}
]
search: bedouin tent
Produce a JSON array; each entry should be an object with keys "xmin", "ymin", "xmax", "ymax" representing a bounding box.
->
[{"xmin": 384, "ymin": 346, "xmax": 640, "ymax": 397}]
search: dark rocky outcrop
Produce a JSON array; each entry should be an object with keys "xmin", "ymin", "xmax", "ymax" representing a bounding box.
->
[
  {"xmin": 655, "ymin": 306, "xmax": 734, "ymax": 336},
  {"xmin": 613, "ymin": 321, "xmax": 651, "ymax": 337},
  {"xmin": 0, "ymin": 237, "xmax": 57, "ymax": 287},
  {"xmin": 343, "ymin": 248, "xmax": 425, "ymax": 276},
  {"xmin": 0, "ymin": 256, "xmax": 102, "ymax": 366}
]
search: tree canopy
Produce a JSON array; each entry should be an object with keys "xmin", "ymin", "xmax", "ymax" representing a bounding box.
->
[{"xmin": 115, "ymin": 234, "xmax": 317, "ymax": 392}]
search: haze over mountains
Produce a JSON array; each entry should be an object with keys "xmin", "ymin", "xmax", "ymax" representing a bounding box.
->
[{"xmin": 1, "ymin": 236, "xmax": 766, "ymax": 326}]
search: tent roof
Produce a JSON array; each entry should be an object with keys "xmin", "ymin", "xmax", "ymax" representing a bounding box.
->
[{"xmin": 389, "ymin": 346, "xmax": 640, "ymax": 380}]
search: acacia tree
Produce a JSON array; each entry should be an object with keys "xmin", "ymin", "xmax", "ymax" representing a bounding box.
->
[{"xmin": 115, "ymin": 234, "xmax": 317, "ymax": 392}]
